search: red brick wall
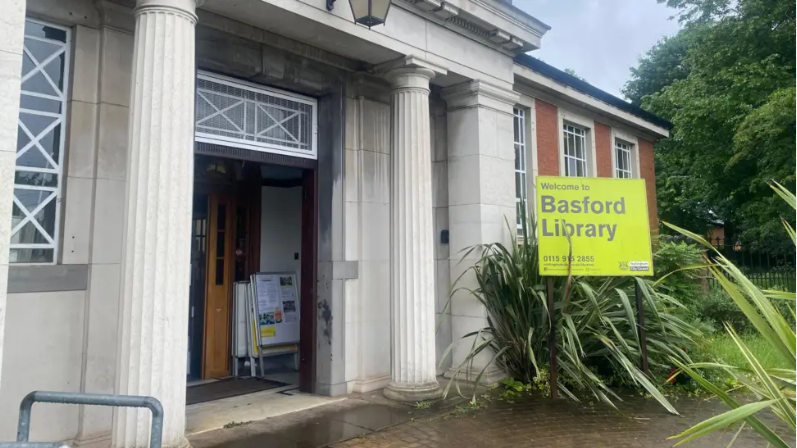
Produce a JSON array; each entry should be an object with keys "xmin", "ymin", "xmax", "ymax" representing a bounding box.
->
[
  {"xmin": 639, "ymin": 138, "xmax": 658, "ymax": 231},
  {"xmin": 594, "ymin": 122, "xmax": 613, "ymax": 177},
  {"xmin": 535, "ymin": 100, "xmax": 559, "ymax": 175}
]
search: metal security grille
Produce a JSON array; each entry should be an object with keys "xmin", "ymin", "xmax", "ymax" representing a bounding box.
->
[
  {"xmin": 11, "ymin": 19, "xmax": 70, "ymax": 264},
  {"xmin": 195, "ymin": 72, "xmax": 317, "ymax": 159},
  {"xmin": 514, "ymin": 108, "xmax": 527, "ymax": 229},
  {"xmin": 563, "ymin": 124, "xmax": 587, "ymax": 177},
  {"xmin": 615, "ymin": 140, "xmax": 633, "ymax": 179}
]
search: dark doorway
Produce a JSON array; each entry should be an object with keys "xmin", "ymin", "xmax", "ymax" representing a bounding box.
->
[{"xmin": 187, "ymin": 154, "xmax": 317, "ymax": 395}]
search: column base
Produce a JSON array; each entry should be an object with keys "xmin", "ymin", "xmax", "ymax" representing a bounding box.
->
[
  {"xmin": 169, "ymin": 436, "xmax": 192, "ymax": 448},
  {"xmin": 72, "ymin": 432, "xmax": 110, "ymax": 448},
  {"xmin": 383, "ymin": 381, "xmax": 443, "ymax": 403}
]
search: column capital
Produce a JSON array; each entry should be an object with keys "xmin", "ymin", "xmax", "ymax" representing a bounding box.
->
[
  {"xmin": 135, "ymin": 0, "xmax": 200, "ymax": 21},
  {"xmin": 376, "ymin": 56, "xmax": 447, "ymax": 90},
  {"xmin": 441, "ymin": 80, "xmax": 519, "ymax": 113}
]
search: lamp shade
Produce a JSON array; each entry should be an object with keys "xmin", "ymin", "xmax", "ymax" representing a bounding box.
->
[{"xmin": 349, "ymin": 0, "xmax": 391, "ymax": 27}]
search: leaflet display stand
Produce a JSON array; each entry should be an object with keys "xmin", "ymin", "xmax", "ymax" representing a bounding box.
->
[
  {"xmin": 232, "ymin": 281, "xmax": 258, "ymax": 377},
  {"xmin": 232, "ymin": 273, "xmax": 300, "ymax": 378}
]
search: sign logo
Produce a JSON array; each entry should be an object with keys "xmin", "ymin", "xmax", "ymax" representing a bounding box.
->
[{"xmin": 536, "ymin": 176, "xmax": 654, "ymax": 277}]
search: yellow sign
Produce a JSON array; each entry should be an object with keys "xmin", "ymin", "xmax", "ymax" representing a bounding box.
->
[
  {"xmin": 536, "ymin": 176, "xmax": 653, "ymax": 276},
  {"xmin": 261, "ymin": 326, "xmax": 276, "ymax": 338}
]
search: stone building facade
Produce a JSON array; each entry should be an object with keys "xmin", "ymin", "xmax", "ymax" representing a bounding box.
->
[{"xmin": 0, "ymin": 0, "xmax": 669, "ymax": 445}]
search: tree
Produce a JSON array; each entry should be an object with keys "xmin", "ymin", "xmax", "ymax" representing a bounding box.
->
[
  {"xmin": 625, "ymin": 0, "xmax": 796, "ymax": 248},
  {"xmin": 622, "ymin": 29, "xmax": 696, "ymax": 106}
]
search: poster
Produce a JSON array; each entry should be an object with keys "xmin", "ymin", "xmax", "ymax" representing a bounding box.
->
[
  {"xmin": 255, "ymin": 275, "xmax": 279, "ymax": 310},
  {"xmin": 250, "ymin": 272, "xmax": 301, "ymax": 347},
  {"xmin": 536, "ymin": 176, "xmax": 653, "ymax": 276},
  {"xmin": 279, "ymin": 275, "xmax": 298, "ymax": 323}
]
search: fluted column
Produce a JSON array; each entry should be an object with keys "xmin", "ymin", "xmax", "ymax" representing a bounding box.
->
[
  {"xmin": 112, "ymin": 1, "xmax": 197, "ymax": 446},
  {"xmin": 383, "ymin": 58, "xmax": 445, "ymax": 402},
  {"xmin": 0, "ymin": 0, "xmax": 26, "ymax": 397}
]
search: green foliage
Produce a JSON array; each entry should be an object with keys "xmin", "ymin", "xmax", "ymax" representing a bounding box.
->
[
  {"xmin": 622, "ymin": 29, "xmax": 696, "ymax": 106},
  {"xmin": 626, "ymin": 0, "xmax": 796, "ymax": 244},
  {"xmin": 667, "ymin": 183, "xmax": 796, "ymax": 446},
  {"xmin": 414, "ymin": 400, "xmax": 431, "ymax": 410},
  {"xmin": 694, "ymin": 289, "xmax": 751, "ymax": 333},
  {"xmin": 702, "ymin": 333, "xmax": 791, "ymax": 371},
  {"xmin": 653, "ymin": 239, "xmax": 706, "ymax": 305},
  {"xmin": 440, "ymin": 218, "xmax": 701, "ymax": 414}
]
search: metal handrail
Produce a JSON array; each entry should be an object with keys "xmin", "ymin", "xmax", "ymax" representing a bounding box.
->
[{"xmin": 0, "ymin": 391, "xmax": 164, "ymax": 448}]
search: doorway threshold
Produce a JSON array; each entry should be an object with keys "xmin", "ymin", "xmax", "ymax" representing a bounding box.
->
[{"xmin": 186, "ymin": 387, "xmax": 346, "ymax": 436}]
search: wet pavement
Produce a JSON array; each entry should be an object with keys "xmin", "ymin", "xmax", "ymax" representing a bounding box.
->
[{"xmin": 189, "ymin": 389, "xmax": 794, "ymax": 448}]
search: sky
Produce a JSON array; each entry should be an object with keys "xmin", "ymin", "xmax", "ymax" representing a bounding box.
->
[{"xmin": 515, "ymin": 0, "xmax": 682, "ymax": 99}]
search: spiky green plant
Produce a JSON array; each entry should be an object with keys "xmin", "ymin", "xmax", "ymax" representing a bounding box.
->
[
  {"xmin": 668, "ymin": 182, "xmax": 796, "ymax": 447},
  {"xmin": 439, "ymin": 214, "xmax": 700, "ymax": 414}
]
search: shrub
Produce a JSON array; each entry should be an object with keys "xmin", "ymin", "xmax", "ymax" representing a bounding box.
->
[
  {"xmin": 653, "ymin": 240, "xmax": 706, "ymax": 307},
  {"xmin": 694, "ymin": 288, "xmax": 751, "ymax": 333},
  {"xmin": 441, "ymin": 218, "xmax": 701, "ymax": 414}
]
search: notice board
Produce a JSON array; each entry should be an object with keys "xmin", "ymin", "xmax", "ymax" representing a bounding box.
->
[
  {"xmin": 536, "ymin": 176, "xmax": 653, "ymax": 276},
  {"xmin": 251, "ymin": 272, "xmax": 300, "ymax": 347}
]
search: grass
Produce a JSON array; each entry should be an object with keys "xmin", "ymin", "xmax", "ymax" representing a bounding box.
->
[{"xmin": 703, "ymin": 333, "xmax": 791, "ymax": 371}]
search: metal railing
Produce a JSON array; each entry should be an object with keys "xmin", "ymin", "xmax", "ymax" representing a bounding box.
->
[
  {"xmin": 708, "ymin": 237, "xmax": 796, "ymax": 292},
  {"xmin": 0, "ymin": 391, "xmax": 163, "ymax": 448}
]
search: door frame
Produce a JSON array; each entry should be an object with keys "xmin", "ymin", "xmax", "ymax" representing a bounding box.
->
[
  {"xmin": 191, "ymin": 149, "xmax": 318, "ymax": 390},
  {"xmin": 299, "ymin": 168, "xmax": 318, "ymax": 393}
]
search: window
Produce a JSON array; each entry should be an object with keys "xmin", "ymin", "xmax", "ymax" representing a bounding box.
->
[
  {"xmin": 514, "ymin": 108, "xmax": 527, "ymax": 229},
  {"xmin": 195, "ymin": 72, "xmax": 318, "ymax": 160},
  {"xmin": 562, "ymin": 124, "xmax": 587, "ymax": 177},
  {"xmin": 11, "ymin": 20, "xmax": 70, "ymax": 264},
  {"xmin": 615, "ymin": 140, "xmax": 634, "ymax": 178}
]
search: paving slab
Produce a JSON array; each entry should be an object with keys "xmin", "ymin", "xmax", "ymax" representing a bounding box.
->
[{"xmin": 190, "ymin": 388, "xmax": 793, "ymax": 448}]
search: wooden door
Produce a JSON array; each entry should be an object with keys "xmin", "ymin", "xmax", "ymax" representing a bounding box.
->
[{"xmin": 203, "ymin": 194, "xmax": 235, "ymax": 379}]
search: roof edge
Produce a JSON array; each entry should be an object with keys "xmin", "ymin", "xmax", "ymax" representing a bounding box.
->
[{"xmin": 513, "ymin": 54, "xmax": 672, "ymax": 131}]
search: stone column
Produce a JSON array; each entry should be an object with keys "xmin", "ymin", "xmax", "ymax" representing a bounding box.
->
[
  {"xmin": 112, "ymin": 0, "xmax": 197, "ymax": 446},
  {"xmin": 441, "ymin": 81, "xmax": 519, "ymax": 384},
  {"xmin": 382, "ymin": 57, "xmax": 446, "ymax": 402},
  {"xmin": 0, "ymin": 0, "xmax": 26, "ymax": 394}
]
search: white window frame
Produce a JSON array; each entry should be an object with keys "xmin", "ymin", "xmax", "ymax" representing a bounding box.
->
[
  {"xmin": 513, "ymin": 107, "xmax": 528, "ymax": 230},
  {"xmin": 557, "ymin": 110, "xmax": 596, "ymax": 177},
  {"xmin": 195, "ymin": 71, "xmax": 318, "ymax": 160},
  {"xmin": 610, "ymin": 128, "xmax": 640, "ymax": 179},
  {"xmin": 11, "ymin": 18, "xmax": 71, "ymax": 265},
  {"xmin": 513, "ymin": 95, "xmax": 538, "ymax": 238}
]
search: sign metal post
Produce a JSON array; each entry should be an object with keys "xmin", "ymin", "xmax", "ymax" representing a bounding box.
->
[
  {"xmin": 546, "ymin": 277, "xmax": 558, "ymax": 399},
  {"xmin": 635, "ymin": 281, "xmax": 650, "ymax": 376}
]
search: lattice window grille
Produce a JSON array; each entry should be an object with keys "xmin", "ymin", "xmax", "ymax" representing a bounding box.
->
[
  {"xmin": 615, "ymin": 140, "xmax": 633, "ymax": 179},
  {"xmin": 563, "ymin": 124, "xmax": 587, "ymax": 177},
  {"xmin": 195, "ymin": 72, "xmax": 318, "ymax": 160},
  {"xmin": 11, "ymin": 19, "xmax": 70, "ymax": 264},
  {"xmin": 514, "ymin": 108, "xmax": 527, "ymax": 230}
]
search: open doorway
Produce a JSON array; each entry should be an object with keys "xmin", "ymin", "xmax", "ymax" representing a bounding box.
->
[{"xmin": 186, "ymin": 154, "xmax": 317, "ymax": 404}]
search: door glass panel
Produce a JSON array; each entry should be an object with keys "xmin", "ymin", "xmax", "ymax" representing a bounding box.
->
[
  {"xmin": 235, "ymin": 205, "xmax": 249, "ymax": 282},
  {"xmin": 216, "ymin": 231, "xmax": 225, "ymax": 255},
  {"xmin": 215, "ymin": 258, "xmax": 224, "ymax": 285},
  {"xmin": 217, "ymin": 205, "xmax": 226, "ymax": 230}
]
